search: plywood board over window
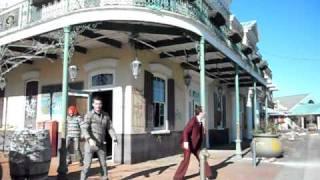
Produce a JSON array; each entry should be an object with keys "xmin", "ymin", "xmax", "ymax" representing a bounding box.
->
[
  {"xmin": 25, "ymin": 81, "xmax": 38, "ymax": 129},
  {"xmin": 132, "ymin": 88, "xmax": 145, "ymax": 133}
]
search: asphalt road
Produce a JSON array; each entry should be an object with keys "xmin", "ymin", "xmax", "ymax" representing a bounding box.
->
[{"xmin": 275, "ymin": 133, "xmax": 320, "ymax": 180}]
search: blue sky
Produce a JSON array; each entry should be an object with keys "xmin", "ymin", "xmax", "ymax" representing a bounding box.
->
[{"xmin": 231, "ymin": 0, "xmax": 320, "ymax": 98}]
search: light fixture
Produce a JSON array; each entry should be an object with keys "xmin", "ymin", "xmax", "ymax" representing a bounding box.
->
[
  {"xmin": 184, "ymin": 72, "xmax": 192, "ymax": 87},
  {"xmin": 131, "ymin": 40, "xmax": 142, "ymax": 79},
  {"xmin": 131, "ymin": 57, "xmax": 142, "ymax": 79},
  {"xmin": 183, "ymin": 50, "xmax": 192, "ymax": 87},
  {"xmin": 0, "ymin": 76, "xmax": 6, "ymax": 90},
  {"xmin": 217, "ymin": 86, "xmax": 223, "ymax": 111},
  {"xmin": 218, "ymin": 86, "xmax": 223, "ymax": 96},
  {"xmin": 69, "ymin": 65, "xmax": 79, "ymax": 82}
]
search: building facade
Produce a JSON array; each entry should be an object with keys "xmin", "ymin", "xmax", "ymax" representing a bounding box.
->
[
  {"xmin": 0, "ymin": 0, "xmax": 273, "ymax": 164},
  {"xmin": 273, "ymin": 94, "xmax": 320, "ymax": 130}
]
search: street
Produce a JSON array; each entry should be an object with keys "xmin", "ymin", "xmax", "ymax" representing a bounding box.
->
[{"xmin": 274, "ymin": 133, "xmax": 320, "ymax": 180}]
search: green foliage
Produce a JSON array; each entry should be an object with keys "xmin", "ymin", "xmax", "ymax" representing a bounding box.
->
[{"xmin": 254, "ymin": 122, "xmax": 278, "ymax": 135}]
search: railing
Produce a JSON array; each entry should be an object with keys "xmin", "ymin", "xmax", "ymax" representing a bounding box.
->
[
  {"xmin": 0, "ymin": 0, "xmax": 233, "ymax": 50},
  {"xmin": 0, "ymin": 0, "xmax": 260, "ymax": 76}
]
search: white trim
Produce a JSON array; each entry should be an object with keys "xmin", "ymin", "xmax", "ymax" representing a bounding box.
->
[
  {"xmin": 151, "ymin": 129, "xmax": 171, "ymax": 135},
  {"xmin": 84, "ymin": 58, "xmax": 118, "ymax": 72},
  {"xmin": 149, "ymin": 63, "xmax": 173, "ymax": 79},
  {"xmin": 21, "ymin": 71, "xmax": 40, "ymax": 81}
]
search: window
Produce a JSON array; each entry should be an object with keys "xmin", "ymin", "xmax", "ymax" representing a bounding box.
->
[
  {"xmin": 214, "ymin": 92, "xmax": 226, "ymax": 128},
  {"xmin": 189, "ymin": 89, "xmax": 200, "ymax": 119},
  {"xmin": 153, "ymin": 76, "xmax": 166, "ymax": 128},
  {"xmin": 91, "ymin": 73, "xmax": 113, "ymax": 87},
  {"xmin": 41, "ymin": 82, "xmax": 84, "ymax": 119}
]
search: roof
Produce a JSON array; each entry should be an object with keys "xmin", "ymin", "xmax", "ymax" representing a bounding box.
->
[
  {"xmin": 274, "ymin": 93, "xmax": 309, "ymax": 110},
  {"xmin": 290, "ymin": 103, "xmax": 320, "ymax": 116}
]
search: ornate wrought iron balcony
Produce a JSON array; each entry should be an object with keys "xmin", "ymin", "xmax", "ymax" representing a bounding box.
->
[{"xmin": 0, "ymin": 0, "xmax": 261, "ymax": 75}]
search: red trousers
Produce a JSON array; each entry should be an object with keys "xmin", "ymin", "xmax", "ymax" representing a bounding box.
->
[{"xmin": 174, "ymin": 149, "xmax": 212, "ymax": 179}]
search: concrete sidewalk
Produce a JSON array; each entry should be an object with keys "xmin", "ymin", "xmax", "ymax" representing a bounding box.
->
[{"xmin": 0, "ymin": 149, "xmax": 282, "ymax": 180}]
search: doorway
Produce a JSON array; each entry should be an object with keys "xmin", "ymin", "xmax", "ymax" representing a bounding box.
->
[{"xmin": 92, "ymin": 90, "xmax": 113, "ymax": 158}]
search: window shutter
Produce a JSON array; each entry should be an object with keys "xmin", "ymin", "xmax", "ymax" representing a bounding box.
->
[
  {"xmin": 222, "ymin": 95, "xmax": 226, "ymax": 128},
  {"xmin": 144, "ymin": 71, "xmax": 154, "ymax": 131},
  {"xmin": 167, "ymin": 79, "xmax": 175, "ymax": 130},
  {"xmin": 214, "ymin": 92, "xmax": 219, "ymax": 127}
]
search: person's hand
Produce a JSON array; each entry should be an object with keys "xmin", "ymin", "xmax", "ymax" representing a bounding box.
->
[
  {"xmin": 88, "ymin": 138, "xmax": 96, "ymax": 147},
  {"xmin": 183, "ymin": 142, "xmax": 189, "ymax": 150}
]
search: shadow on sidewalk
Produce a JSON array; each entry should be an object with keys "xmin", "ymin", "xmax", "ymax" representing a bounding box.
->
[
  {"xmin": 48, "ymin": 166, "xmax": 116, "ymax": 180},
  {"xmin": 185, "ymin": 154, "xmax": 235, "ymax": 180},
  {"xmin": 210, "ymin": 140, "xmax": 251, "ymax": 150},
  {"xmin": 121, "ymin": 163, "xmax": 176, "ymax": 180}
]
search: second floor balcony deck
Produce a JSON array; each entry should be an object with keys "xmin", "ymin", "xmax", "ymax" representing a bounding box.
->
[{"xmin": 0, "ymin": 0, "xmax": 265, "ymax": 82}]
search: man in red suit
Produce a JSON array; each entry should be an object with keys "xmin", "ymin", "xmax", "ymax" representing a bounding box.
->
[{"xmin": 174, "ymin": 106, "xmax": 213, "ymax": 180}]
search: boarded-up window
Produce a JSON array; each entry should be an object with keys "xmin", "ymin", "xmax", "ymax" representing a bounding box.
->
[{"xmin": 25, "ymin": 81, "xmax": 38, "ymax": 129}]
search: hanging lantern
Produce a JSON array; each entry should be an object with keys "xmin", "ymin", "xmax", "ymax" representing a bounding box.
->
[
  {"xmin": 184, "ymin": 72, "xmax": 192, "ymax": 87},
  {"xmin": 0, "ymin": 77, "xmax": 6, "ymax": 90},
  {"xmin": 69, "ymin": 65, "xmax": 79, "ymax": 82},
  {"xmin": 218, "ymin": 86, "xmax": 223, "ymax": 96},
  {"xmin": 131, "ymin": 57, "xmax": 142, "ymax": 79}
]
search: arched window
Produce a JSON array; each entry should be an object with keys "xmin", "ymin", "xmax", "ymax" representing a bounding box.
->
[
  {"xmin": 91, "ymin": 73, "xmax": 113, "ymax": 87},
  {"xmin": 308, "ymin": 100, "xmax": 315, "ymax": 104}
]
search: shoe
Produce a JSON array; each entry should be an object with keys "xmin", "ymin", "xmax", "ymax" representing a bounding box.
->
[
  {"xmin": 67, "ymin": 160, "xmax": 72, "ymax": 165},
  {"xmin": 206, "ymin": 176, "xmax": 215, "ymax": 180},
  {"xmin": 79, "ymin": 161, "xmax": 84, "ymax": 166}
]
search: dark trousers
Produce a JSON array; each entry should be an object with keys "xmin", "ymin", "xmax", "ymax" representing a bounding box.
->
[
  {"xmin": 174, "ymin": 149, "xmax": 212, "ymax": 179},
  {"xmin": 66, "ymin": 137, "xmax": 83, "ymax": 163}
]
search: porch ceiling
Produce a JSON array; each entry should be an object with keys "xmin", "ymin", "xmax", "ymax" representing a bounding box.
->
[{"xmin": 1, "ymin": 21, "xmax": 262, "ymax": 87}]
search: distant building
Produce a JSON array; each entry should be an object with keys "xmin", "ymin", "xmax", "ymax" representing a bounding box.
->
[{"xmin": 273, "ymin": 94, "xmax": 320, "ymax": 129}]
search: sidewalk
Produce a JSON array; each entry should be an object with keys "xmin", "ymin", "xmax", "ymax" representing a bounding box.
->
[{"xmin": 0, "ymin": 148, "xmax": 282, "ymax": 180}]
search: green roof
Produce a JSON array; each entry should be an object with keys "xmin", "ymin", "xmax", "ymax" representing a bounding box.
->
[{"xmin": 290, "ymin": 103, "xmax": 320, "ymax": 116}]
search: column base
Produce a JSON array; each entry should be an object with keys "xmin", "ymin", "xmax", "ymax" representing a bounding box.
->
[{"xmin": 235, "ymin": 139, "xmax": 242, "ymax": 159}]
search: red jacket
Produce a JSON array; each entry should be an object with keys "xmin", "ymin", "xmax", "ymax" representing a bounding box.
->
[{"xmin": 180, "ymin": 116, "xmax": 204, "ymax": 151}]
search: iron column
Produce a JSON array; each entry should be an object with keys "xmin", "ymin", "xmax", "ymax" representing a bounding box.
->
[
  {"xmin": 235, "ymin": 65, "xmax": 242, "ymax": 158},
  {"xmin": 199, "ymin": 36, "xmax": 208, "ymax": 180},
  {"xmin": 253, "ymin": 80, "xmax": 258, "ymax": 129},
  {"xmin": 57, "ymin": 26, "xmax": 70, "ymax": 179},
  {"xmin": 265, "ymin": 90, "xmax": 269, "ymax": 128}
]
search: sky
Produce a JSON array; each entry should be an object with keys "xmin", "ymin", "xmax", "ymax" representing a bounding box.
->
[{"xmin": 230, "ymin": 0, "xmax": 320, "ymax": 98}]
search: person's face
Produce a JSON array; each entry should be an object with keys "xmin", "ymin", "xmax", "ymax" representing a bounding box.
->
[
  {"xmin": 68, "ymin": 110, "xmax": 74, "ymax": 116},
  {"xmin": 198, "ymin": 111, "xmax": 205, "ymax": 120},
  {"xmin": 92, "ymin": 99, "xmax": 103, "ymax": 113}
]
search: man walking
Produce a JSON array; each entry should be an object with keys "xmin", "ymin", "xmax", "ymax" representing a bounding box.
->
[
  {"xmin": 80, "ymin": 96, "xmax": 118, "ymax": 180},
  {"xmin": 66, "ymin": 105, "xmax": 83, "ymax": 165},
  {"xmin": 174, "ymin": 106, "xmax": 213, "ymax": 180}
]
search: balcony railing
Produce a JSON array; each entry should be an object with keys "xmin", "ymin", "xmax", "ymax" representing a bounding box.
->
[{"xmin": 0, "ymin": 0, "xmax": 260, "ymax": 76}]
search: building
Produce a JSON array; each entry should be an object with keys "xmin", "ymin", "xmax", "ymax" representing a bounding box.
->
[
  {"xmin": 273, "ymin": 94, "xmax": 320, "ymax": 129},
  {"xmin": 0, "ymin": 0, "xmax": 274, "ymax": 166}
]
